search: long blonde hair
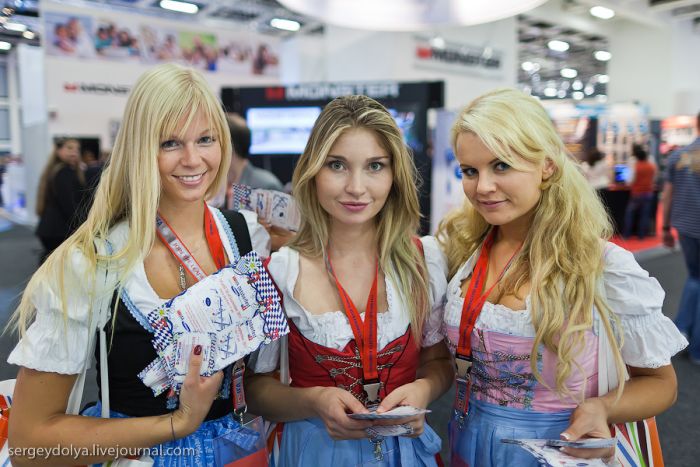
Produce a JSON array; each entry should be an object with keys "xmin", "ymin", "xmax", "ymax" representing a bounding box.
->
[
  {"xmin": 438, "ymin": 88, "xmax": 625, "ymax": 398},
  {"xmin": 13, "ymin": 64, "xmax": 231, "ymax": 336},
  {"xmin": 288, "ymin": 95, "xmax": 430, "ymax": 343},
  {"xmin": 36, "ymin": 138, "xmax": 83, "ymax": 216}
]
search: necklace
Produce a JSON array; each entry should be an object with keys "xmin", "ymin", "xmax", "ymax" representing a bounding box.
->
[{"xmin": 178, "ymin": 263, "xmax": 187, "ymax": 291}]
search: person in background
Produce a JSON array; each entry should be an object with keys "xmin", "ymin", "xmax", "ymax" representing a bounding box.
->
[
  {"xmin": 663, "ymin": 111, "xmax": 700, "ymax": 365},
  {"xmin": 623, "ymin": 144, "xmax": 657, "ymax": 239},
  {"xmin": 226, "ymin": 113, "xmax": 283, "ymax": 192},
  {"xmin": 439, "ymin": 89, "xmax": 685, "ymax": 466},
  {"xmin": 35, "ymin": 138, "xmax": 85, "ymax": 263},
  {"xmin": 209, "ymin": 113, "xmax": 290, "ymax": 251},
  {"xmin": 581, "ymin": 147, "xmax": 610, "ymax": 193}
]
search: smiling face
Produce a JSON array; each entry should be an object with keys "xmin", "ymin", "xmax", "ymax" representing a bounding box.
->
[
  {"xmin": 157, "ymin": 109, "xmax": 221, "ymax": 211},
  {"xmin": 455, "ymin": 131, "xmax": 552, "ymax": 235},
  {"xmin": 314, "ymin": 127, "xmax": 393, "ymax": 230}
]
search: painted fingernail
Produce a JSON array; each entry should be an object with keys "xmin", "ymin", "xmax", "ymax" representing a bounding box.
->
[
  {"xmin": 560, "ymin": 432, "xmax": 571, "ymax": 440},
  {"xmin": 194, "ymin": 345, "xmax": 202, "ymax": 355}
]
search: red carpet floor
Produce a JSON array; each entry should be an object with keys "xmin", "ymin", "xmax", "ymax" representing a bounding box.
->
[{"xmin": 609, "ymin": 204, "xmax": 672, "ymax": 253}]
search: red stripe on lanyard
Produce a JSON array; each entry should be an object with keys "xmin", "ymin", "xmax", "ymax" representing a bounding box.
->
[
  {"xmin": 155, "ymin": 203, "xmax": 227, "ymax": 281},
  {"xmin": 326, "ymin": 252, "xmax": 380, "ymax": 384},
  {"xmin": 155, "ymin": 205, "xmax": 243, "ymax": 414},
  {"xmin": 454, "ymin": 228, "xmax": 521, "ymax": 418}
]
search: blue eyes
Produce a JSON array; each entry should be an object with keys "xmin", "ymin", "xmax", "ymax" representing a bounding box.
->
[
  {"xmin": 160, "ymin": 140, "xmax": 179, "ymax": 150},
  {"xmin": 328, "ymin": 160, "xmax": 344, "ymax": 171},
  {"xmin": 461, "ymin": 167, "xmax": 478, "ymax": 177},
  {"xmin": 460, "ymin": 161, "xmax": 510, "ymax": 177},
  {"xmin": 326, "ymin": 160, "xmax": 386, "ymax": 171},
  {"xmin": 160, "ymin": 135, "xmax": 216, "ymax": 151}
]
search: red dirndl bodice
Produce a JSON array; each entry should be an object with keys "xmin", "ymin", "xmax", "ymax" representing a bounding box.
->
[{"xmin": 287, "ymin": 319, "xmax": 420, "ymax": 405}]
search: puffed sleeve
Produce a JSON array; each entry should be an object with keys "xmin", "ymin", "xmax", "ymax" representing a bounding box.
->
[
  {"xmin": 248, "ymin": 249, "xmax": 289, "ymax": 373},
  {"xmin": 603, "ymin": 243, "xmax": 688, "ymax": 368},
  {"xmin": 7, "ymin": 248, "xmax": 99, "ymax": 374},
  {"xmin": 239, "ymin": 209, "xmax": 271, "ymax": 258},
  {"xmin": 420, "ymin": 236, "xmax": 448, "ymax": 347}
]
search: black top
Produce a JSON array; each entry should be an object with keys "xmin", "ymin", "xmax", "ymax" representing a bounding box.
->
[
  {"xmin": 95, "ymin": 210, "xmax": 253, "ymax": 418},
  {"xmin": 36, "ymin": 164, "xmax": 85, "ymax": 240}
]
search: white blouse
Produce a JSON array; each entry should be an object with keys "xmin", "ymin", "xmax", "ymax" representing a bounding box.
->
[
  {"xmin": 250, "ymin": 236, "xmax": 448, "ymax": 373},
  {"xmin": 7, "ymin": 206, "xmax": 270, "ymax": 375},
  {"xmin": 442, "ymin": 242, "xmax": 688, "ymax": 369}
]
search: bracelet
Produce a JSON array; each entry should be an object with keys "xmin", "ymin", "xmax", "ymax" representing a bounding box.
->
[{"xmin": 170, "ymin": 413, "xmax": 177, "ymax": 442}]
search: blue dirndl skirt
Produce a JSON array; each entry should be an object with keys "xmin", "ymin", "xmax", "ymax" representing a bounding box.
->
[
  {"xmin": 277, "ymin": 416, "xmax": 441, "ymax": 467},
  {"xmin": 82, "ymin": 402, "xmax": 241, "ymax": 467},
  {"xmin": 449, "ymin": 397, "xmax": 573, "ymax": 467}
]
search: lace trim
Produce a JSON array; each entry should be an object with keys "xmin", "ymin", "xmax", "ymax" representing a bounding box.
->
[
  {"xmin": 119, "ymin": 290, "xmax": 154, "ymax": 333},
  {"xmin": 213, "ymin": 208, "xmax": 240, "ymax": 261}
]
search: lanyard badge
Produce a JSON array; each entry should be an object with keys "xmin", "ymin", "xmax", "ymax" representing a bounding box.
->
[
  {"xmin": 454, "ymin": 229, "xmax": 521, "ymax": 428},
  {"xmin": 325, "ymin": 251, "xmax": 381, "ymax": 406}
]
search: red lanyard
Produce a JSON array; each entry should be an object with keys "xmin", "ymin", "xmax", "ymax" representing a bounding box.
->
[
  {"xmin": 325, "ymin": 251, "xmax": 381, "ymax": 404},
  {"xmin": 155, "ymin": 203, "xmax": 227, "ymax": 280},
  {"xmin": 155, "ymin": 205, "xmax": 248, "ymax": 420},
  {"xmin": 454, "ymin": 228, "xmax": 521, "ymax": 425}
]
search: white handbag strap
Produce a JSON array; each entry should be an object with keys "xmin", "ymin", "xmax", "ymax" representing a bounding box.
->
[{"xmin": 66, "ymin": 240, "xmax": 117, "ymax": 417}]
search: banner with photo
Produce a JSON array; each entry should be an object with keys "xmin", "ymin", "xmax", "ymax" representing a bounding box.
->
[{"xmin": 43, "ymin": 8, "xmax": 280, "ymax": 77}]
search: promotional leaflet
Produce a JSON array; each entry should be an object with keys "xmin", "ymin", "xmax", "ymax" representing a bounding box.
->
[
  {"xmin": 231, "ymin": 184, "xmax": 301, "ymax": 232},
  {"xmin": 138, "ymin": 251, "xmax": 288, "ymax": 397}
]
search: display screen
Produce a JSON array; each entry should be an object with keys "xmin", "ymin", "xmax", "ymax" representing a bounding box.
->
[
  {"xmin": 389, "ymin": 108, "xmax": 422, "ymax": 153},
  {"xmin": 247, "ymin": 106, "xmax": 322, "ymax": 155},
  {"xmin": 614, "ymin": 164, "xmax": 630, "ymax": 183},
  {"xmin": 246, "ymin": 105, "xmax": 421, "ymax": 155}
]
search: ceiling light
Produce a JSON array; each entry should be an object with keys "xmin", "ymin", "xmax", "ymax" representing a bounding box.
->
[
  {"xmin": 590, "ymin": 6, "xmax": 615, "ymax": 20},
  {"xmin": 560, "ymin": 68, "xmax": 578, "ymax": 78},
  {"xmin": 594, "ymin": 50, "xmax": 612, "ymax": 61},
  {"xmin": 270, "ymin": 18, "xmax": 301, "ymax": 31},
  {"xmin": 561, "ymin": 81, "xmax": 570, "ymax": 90},
  {"xmin": 544, "ymin": 87, "xmax": 557, "ymax": 97},
  {"xmin": 548, "ymin": 40, "xmax": 570, "ymax": 52},
  {"xmin": 430, "ymin": 36, "xmax": 446, "ymax": 49},
  {"xmin": 22, "ymin": 31, "xmax": 35, "ymax": 40},
  {"xmin": 278, "ymin": 0, "xmax": 549, "ymax": 30},
  {"xmin": 4, "ymin": 22, "xmax": 27, "ymax": 32},
  {"xmin": 584, "ymin": 84, "xmax": 595, "ymax": 95},
  {"xmin": 0, "ymin": 41, "xmax": 11, "ymax": 51},
  {"xmin": 597, "ymin": 74, "xmax": 610, "ymax": 84},
  {"xmin": 596, "ymin": 94, "xmax": 608, "ymax": 103},
  {"xmin": 572, "ymin": 79, "xmax": 583, "ymax": 91},
  {"xmin": 557, "ymin": 90, "xmax": 567, "ymax": 98},
  {"xmin": 159, "ymin": 0, "xmax": 198, "ymax": 14},
  {"xmin": 573, "ymin": 91, "xmax": 584, "ymax": 100},
  {"xmin": 521, "ymin": 61, "xmax": 534, "ymax": 71}
]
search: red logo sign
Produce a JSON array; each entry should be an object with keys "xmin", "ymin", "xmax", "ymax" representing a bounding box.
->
[
  {"xmin": 416, "ymin": 46, "xmax": 432, "ymax": 59},
  {"xmin": 64, "ymin": 83, "xmax": 78, "ymax": 92},
  {"xmin": 265, "ymin": 87, "xmax": 285, "ymax": 101}
]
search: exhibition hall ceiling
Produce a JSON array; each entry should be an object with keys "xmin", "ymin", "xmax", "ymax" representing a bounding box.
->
[
  {"xmin": 518, "ymin": 14, "xmax": 609, "ymax": 101},
  {"xmin": 0, "ymin": 0, "xmax": 698, "ymax": 86}
]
